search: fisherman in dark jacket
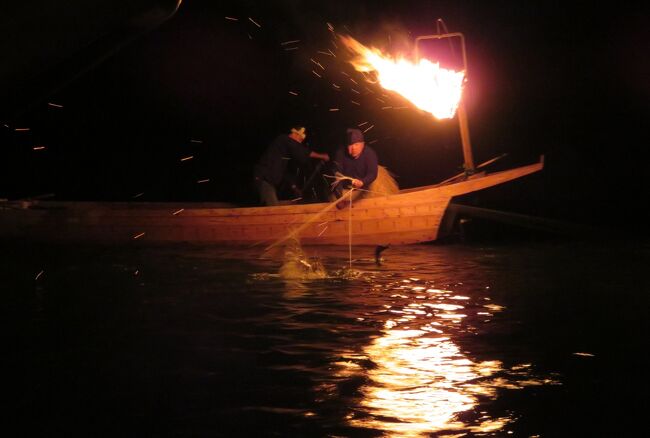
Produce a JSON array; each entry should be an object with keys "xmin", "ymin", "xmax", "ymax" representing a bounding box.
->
[
  {"xmin": 254, "ymin": 126, "xmax": 329, "ymax": 206},
  {"xmin": 332, "ymin": 128, "xmax": 378, "ymax": 207}
]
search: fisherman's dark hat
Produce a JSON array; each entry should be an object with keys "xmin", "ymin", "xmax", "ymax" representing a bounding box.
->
[{"xmin": 346, "ymin": 128, "xmax": 364, "ymax": 145}]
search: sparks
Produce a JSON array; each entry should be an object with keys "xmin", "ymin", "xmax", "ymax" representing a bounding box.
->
[
  {"xmin": 310, "ymin": 58, "xmax": 325, "ymax": 70},
  {"xmin": 248, "ymin": 17, "xmax": 261, "ymax": 28},
  {"xmin": 133, "ymin": 232, "xmax": 145, "ymax": 239}
]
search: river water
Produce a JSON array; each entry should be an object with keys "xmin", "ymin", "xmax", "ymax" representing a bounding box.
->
[{"xmin": 4, "ymin": 237, "xmax": 649, "ymax": 436}]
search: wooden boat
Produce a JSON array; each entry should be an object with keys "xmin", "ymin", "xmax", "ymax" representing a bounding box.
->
[
  {"xmin": 2, "ymin": 13, "xmax": 543, "ymax": 246},
  {"xmin": 0, "ymin": 157, "xmax": 543, "ymax": 246}
]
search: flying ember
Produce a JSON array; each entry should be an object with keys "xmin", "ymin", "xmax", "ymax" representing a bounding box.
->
[{"xmin": 340, "ymin": 35, "xmax": 465, "ymax": 119}]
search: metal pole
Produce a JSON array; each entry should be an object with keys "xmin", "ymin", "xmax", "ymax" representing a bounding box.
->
[{"xmin": 415, "ymin": 31, "xmax": 475, "ymax": 173}]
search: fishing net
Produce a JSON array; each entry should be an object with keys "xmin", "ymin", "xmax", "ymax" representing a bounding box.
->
[
  {"xmin": 366, "ymin": 165, "xmax": 399, "ymax": 197},
  {"xmin": 325, "ymin": 165, "xmax": 399, "ymax": 199}
]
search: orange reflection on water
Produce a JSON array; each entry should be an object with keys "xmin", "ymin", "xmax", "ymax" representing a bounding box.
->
[
  {"xmin": 342, "ymin": 279, "xmax": 566, "ymax": 438},
  {"xmin": 349, "ymin": 327, "xmax": 511, "ymax": 436}
]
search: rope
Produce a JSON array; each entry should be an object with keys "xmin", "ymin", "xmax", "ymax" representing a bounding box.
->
[
  {"xmin": 323, "ymin": 172, "xmax": 353, "ymax": 189},
  {"xmin": 323, "ymin": 173, "xmax": 394, "ymax": 197},
  {"xmin": 350, "ymin": 187, "xmax": 392, "ymax": 196},
  {"xmin": 323, "ymin": 176, "xmax": 356, "ymax": 269},
  {"xmin": 348, "ymin": 188, "xmax": 353, "ymax": 270},
  {"xmin": 263, "ymin": 189, "xmax": 354, "ymax": 253}
]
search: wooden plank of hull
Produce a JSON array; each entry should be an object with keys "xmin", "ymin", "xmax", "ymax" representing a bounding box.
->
[
  {"xmin": 1, "ymin": 196, "xmax": 451, "ymax": 245},
  {"xmin": 0, "ymin": 159, "xmax": 543, "ymax": 245}
]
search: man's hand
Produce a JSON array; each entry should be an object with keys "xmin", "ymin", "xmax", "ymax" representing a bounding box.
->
[
  {"xmin": 310, "ymin": 151, "xmax": 330, "ymax": 162},
  {"xmin": 352, "ymin": 179, "xmax": 363, "ymax": 188}
]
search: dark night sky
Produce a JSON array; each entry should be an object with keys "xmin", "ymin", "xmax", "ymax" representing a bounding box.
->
[{"xmin": 2, "ymin": 0, "xmax": 648, "ymax": 228}]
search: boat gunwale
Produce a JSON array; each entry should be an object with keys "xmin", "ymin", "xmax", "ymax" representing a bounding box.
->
[{"xmin": 2, "ymin": 158, "xmax": 544, "ymax": 216}]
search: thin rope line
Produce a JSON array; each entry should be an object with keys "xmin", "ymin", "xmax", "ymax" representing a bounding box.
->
[
  {"xmin": 348, "ymin": 188, "xmax": 353, "ymax": 270},
  {"xmin": 352, "ymin": 187, "xmax": 393, "ymax": 196},
  {"xmin": 263, "ymin": 189, "xmax": 354, "ymax": 253},
  {"xmin": 324, "ymin": 174, "xmax": 394, "ymax": 197}
]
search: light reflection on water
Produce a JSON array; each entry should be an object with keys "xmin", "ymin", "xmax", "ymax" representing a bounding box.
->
[
  {"xmin": 356, "ymin": 331, "xmax": 496, "ymax": 435},
  {"xmin": 276, "ymin": 246, "xmax": 562, "ymax": 437},
  {"xmin": 351, "ymin": 327, "xmax": 517, "ymax": 436},
  {"xmin": 346, "ymin": 309, "xmax": 557, "ymax": 436}
]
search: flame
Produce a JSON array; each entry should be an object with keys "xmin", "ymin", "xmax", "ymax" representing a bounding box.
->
[{"xmin": 340, "ymin": 35, "xmax": 465, "ymax": 119}]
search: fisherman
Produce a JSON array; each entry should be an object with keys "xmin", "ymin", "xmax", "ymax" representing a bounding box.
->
[
  {"xmin": 332, "ymin": 128, "xmax": 378, "ymax": 208},
  {"xmin": 254, "ymin": 125, "xmax": 330, "ymax": 206}
]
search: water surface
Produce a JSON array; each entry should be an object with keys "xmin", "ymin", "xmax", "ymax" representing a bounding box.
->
[{"xmin": 4, "ymin": 239, "xmax": 648, "ymax": 436}]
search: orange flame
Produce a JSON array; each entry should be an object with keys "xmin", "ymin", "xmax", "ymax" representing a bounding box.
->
[{"xmin": 340, "ymin": 35, "xmax": 465, "ymax": 120}]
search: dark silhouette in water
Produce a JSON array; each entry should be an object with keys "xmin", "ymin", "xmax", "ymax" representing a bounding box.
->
[{"xmin": 375, "ymin": 245, "xmax": 390, "ymax": 265}]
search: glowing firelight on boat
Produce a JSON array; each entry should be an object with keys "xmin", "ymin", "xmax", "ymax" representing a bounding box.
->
[{"xmin": 340, "ymin": 35, "xmax": 465, "ymax": 120}]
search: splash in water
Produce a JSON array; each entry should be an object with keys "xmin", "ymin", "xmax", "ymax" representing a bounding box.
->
[{"xmin": 278, "ymin": 238, "xmax": 328, "ymax": 280}]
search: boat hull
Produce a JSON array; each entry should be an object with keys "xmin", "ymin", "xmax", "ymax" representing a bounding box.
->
[{"xmin": 0, "ymin": 160, "xmax": 543, "ymax": 246}]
